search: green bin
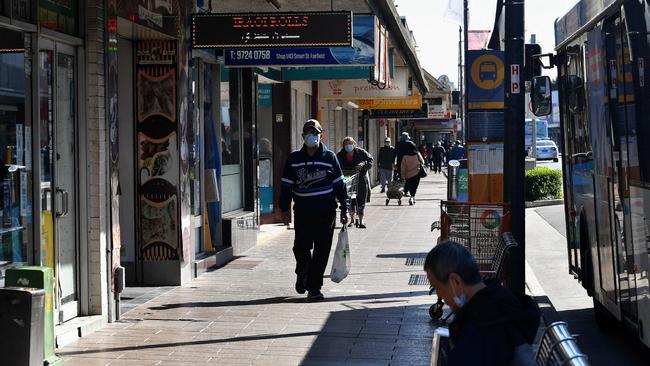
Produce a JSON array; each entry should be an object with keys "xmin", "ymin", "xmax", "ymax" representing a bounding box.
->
[{"xmin": 5, "ymin": 266, "xmax": 63, "ymax": 365}]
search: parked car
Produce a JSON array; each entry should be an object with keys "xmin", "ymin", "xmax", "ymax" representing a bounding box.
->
[{"xmin": 535, "ymin": 139, "xmax": 559, "ymax": 162}]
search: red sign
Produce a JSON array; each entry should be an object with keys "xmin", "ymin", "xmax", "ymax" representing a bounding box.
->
[{"xmin": 511, "ymin": 64, "xmax": 520, "ymax": 94}]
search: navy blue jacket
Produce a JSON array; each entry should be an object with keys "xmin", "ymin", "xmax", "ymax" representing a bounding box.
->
[{"xmin": 279, "ymin": 143, "xmax": 348, "ymax": 214}]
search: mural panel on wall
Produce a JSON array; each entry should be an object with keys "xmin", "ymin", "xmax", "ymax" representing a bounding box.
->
[{"xmin": 136, "ymin": 40, "xmax": 180, "ymax": 261}]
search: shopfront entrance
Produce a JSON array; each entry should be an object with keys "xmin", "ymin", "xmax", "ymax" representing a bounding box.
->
[{"xmin": 38, "ymin": 40, "xmax": 80, "ymax": 322}]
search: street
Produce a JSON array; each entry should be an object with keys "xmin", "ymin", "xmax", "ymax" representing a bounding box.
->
[
  {"xmin": 535, "ymin": 158, "xmax": 562, "ymax": 171},
  {"xmin": 527, "ymin": 205, "xmax": 650, "ymax": 365},
  {"xmin": 57, "ymin": 174, "xmax": 449, "ymax": 365}
]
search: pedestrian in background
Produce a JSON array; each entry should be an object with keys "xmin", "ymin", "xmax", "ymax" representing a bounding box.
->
[
  {"xmin": 431, "ymin": 142, "xmax": 446, "ymax": 174},
  {"xmin": 395, "ymin": 132, "xmax": 417, "ymax": 180},
  {"xmin": 424, "ymin": 241, "xmax": 540, "ymax": 366},
  {"xmin": 337, "ymin": 137, "xmax": 373, "ymax": 229},
  {"xmin": 377, "ymin": 137, "xmax": 396, "ymax": 193},
  {"xmin": 399, "ymin": 141, "xmax": 426, "ymax": 205},
  {"xmin": 280, "ymin": 119, "xmax": 349, "ymax": 301},
  {"xmin": 451, "ymin": 140, "xmax": 466, "ymax": 160}
]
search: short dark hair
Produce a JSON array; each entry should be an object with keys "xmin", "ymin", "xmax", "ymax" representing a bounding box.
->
[{"xmin": 423, "ymin": 241, "xmax": 482, "ymax": 285}]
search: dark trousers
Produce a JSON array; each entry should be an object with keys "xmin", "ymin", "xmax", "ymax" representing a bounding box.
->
[
  {"xmin": 293, "ymin": 211, "xmax": 336, "ymax": 291},
  {"xmin": 433, "ymin": 159, "xmax": 442, "ymax": 173},
  {"xmin": 404, "ymin": 176, "xmax": 421, "ymax": 197}
]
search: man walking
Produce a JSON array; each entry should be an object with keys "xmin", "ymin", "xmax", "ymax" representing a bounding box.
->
[
  {"xmin": 431, "ymin": 142, "xmax": 446, "ymax": 173},
  {"xmin": 280, "ymin": 119, "xmax": 349, "ymax": 301},
  {"xmin": 377, "ymin": 137, "xmax": 395, "ymax": 193}
]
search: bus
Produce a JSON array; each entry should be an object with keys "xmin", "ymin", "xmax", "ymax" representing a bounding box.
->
[{"xmin": 532, "ymin": 0, "xmax": 650, "ymax": 349}]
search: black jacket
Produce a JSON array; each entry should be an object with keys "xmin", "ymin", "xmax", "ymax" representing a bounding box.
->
[
  {"xmin": 395, "ymin": 140, "xmax": 417, "ymax": 170},
  {"xmin": 447, "ymin": 281, "xmax": 540, "ymax": 366},
  {"xmin": 336, "ymin": 147, "xmax": 373, "ymax": 203},
  {"xmin": 377, "ymin": 146, "xmax": 396, "ymax": 170}
]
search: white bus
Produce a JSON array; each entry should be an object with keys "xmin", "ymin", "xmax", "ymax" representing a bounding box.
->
[{"xmin": 531, "ymin": 0, "xmax": 650, "ymax": 348}]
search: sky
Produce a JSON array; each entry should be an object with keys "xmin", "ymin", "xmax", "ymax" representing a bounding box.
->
[{"xmin": 394, "ymin": 0, "xmax": 580, "ymax": 85}]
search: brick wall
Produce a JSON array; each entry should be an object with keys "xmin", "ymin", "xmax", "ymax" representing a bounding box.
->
[{"xmin": 85, "ymin": 0, "xmax": 109, "ymax": 317}]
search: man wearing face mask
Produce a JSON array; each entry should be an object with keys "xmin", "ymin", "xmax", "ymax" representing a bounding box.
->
[
  {"xmin": 336, "ymin": 137, "xmax": 373, "ymax": 228},
  {"xmin": 424, "ymin": 241, "xmax": 540, "ymax": 366},
  {"xmin": 279, "ymin": 119, "xmax": 349, "ymax": 301},
  {"xmin": 377, "ymin": 137, "xmax": 395, "ymax": 193}
]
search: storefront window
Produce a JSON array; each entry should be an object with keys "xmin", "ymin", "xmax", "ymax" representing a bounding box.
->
[
  {"xmin": 0, "ymin": 29, "xmax": 33, "ymax": 282},
  {"xmin": 38, "ymin": 0, "xmax": 78, "ymax": 36},
  {"xmin": 221, "ymin": 70, "xmax": 240, "ymax": 166},
  {"xmin": 11, "ymin": 0, "xmax": 32, "ymax": 21}
]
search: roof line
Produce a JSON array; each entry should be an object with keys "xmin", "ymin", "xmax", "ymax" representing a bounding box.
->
[{"xmin": 367, "ymin": 0, "xmax": 428, "ymax": 95}]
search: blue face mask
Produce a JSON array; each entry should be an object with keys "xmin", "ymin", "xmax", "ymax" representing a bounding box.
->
[
  {"xmin": 344, "ymin": 144, "xmax": 354, "ymax": 153},
  {"xmin": 304, "ymin": 134, "xmax": 319, "ymax": 148}
]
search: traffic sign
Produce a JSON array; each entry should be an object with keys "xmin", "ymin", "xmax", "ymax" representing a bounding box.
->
[{"xmin": 466, "ymin": 50, "xmax": 505, "ymax": 110}]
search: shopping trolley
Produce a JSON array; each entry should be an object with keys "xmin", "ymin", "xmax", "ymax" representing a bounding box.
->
[
  {"xmin": 343, "ymin": 169, "xmax": 361, "ymax": 227},
  {"xmin": 429, "ymin": 201, "xmax": 513, "ymax": 321}
]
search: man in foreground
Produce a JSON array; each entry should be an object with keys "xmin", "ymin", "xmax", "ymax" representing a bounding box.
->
[
  {"xmin": 280, "ymin": 119, "xmax": 349, "ymax": 301},
  {"xmin": 424, "ymin": 241, "xmax": 540, "ymax": 365}
]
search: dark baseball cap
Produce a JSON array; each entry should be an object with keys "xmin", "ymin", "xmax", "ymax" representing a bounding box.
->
[{"xmin": 303, "ymin": 119, "xmax": 323, "ymax": 134}]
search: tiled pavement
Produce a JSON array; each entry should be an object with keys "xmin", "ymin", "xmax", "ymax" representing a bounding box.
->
[{"xmin": 57, "ymin": 173, "xmax": 448, "ymax": 365}]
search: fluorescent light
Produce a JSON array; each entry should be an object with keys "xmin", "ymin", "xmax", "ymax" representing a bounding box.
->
[
  {"xmin": 334, "ymin": 106, "xmax": 343, "ymax": 111},
  {"xmin": 347, "ymin": 101, "xmax": 359, "ymax": 109}
]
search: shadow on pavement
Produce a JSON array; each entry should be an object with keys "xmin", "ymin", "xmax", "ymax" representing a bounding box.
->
[
  {"xmin": 148, "ymin": 290, "xmax": 429, "ymax": 310},
  {"xmin": 58, "ymin": 304, "xmax": 435, "ymax": 365},
  {"xmin": 554, "ymin": 307, "xmax": 650, "ymax": 365},
  {"xmin": 300, "ymin": 304, "xmax": 434, "ymax": 365}
]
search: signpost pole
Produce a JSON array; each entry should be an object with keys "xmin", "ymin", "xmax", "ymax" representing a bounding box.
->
[
  {"xmin": 458, "ymin": 26, "xmax": 463, "ymax": 139},
  {"xmin": 503, "ymin": 0, "xmax": 526, "ymax": 294},
  {"xmin": 463, "ymin": 0, "xmax": 469, "ymax": 141}
]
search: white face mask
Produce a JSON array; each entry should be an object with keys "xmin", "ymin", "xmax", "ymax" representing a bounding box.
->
[{"xmin": 451, "ymin": 282, "xmax": 467, "ymax": 308}]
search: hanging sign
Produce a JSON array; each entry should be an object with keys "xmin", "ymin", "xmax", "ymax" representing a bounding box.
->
[
  {"xmin": 319, "ymin": 67, "xmax": 409, "ymax": 99},
  {"xmin": 192, "ymin": 11, "xmax": 353, "ymax": 48},
  {"xmin": 369, "ymin": 104, "xmax": 428, "ymax": 119},
  {"xmin": 224, "ymin": 15, "xmax": 375, "ymax": 66},
  {"xmin": 356, "ymin": 95, "xmax": 422, "ymax": 110}
]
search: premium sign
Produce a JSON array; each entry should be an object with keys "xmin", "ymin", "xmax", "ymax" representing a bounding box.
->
[
  {"xmin": 192, "ymin": 11, "xmax": 353, "ymax": 48},
  {"xmin": 319, "ymin": 67, "xmax": 409, "ymax": 99}
]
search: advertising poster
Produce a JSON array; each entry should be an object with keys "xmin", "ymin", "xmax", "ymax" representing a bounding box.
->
[
  {"xmin": 225, "ymin": 16, "xmax": 375, "ymax": 67},
  {"xmin": 136, "ymin": 40, "xmax": 180, "ymax": 261}
]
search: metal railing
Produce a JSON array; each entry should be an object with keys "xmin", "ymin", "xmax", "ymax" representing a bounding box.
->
[{"xmin": 536, "ymin": 321, "xmax": 589, "ymax": 366}]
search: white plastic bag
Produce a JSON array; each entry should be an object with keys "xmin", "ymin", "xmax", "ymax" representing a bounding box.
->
[{"xmin": 330, "ymin": 227, "xmax": 351, "ymax": 283}]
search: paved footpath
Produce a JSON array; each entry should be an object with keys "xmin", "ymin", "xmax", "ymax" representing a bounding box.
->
[{"xmin": 58, "ymin": 173, "xmax": 449, "ymax": 365}]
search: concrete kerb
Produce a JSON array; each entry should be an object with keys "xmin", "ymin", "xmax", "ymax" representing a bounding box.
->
[{"xmin": 525, "ymin": 199, "xmax": 563, "ymax": 208}]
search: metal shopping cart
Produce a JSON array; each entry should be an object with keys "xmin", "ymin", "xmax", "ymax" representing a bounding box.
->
[
  {"xmin": 429, "ymin": 201, "xmax": 513, "ymax": 321},
  {"xmin": 343, "ymin": 169, "xmax": 361, "ymax": 227}
]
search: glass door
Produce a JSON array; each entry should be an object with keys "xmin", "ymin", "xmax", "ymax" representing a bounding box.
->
[{"xmin": 39, "ymin": 40, "xmax": 79, "ymax": 322}]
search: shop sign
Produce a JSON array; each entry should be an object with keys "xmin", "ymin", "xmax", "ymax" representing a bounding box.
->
[
  {"xmin": 117, "ymin": 0, "xmax": 178, "ymax": 38},
  {"xmin": 319, "ymin": 67, "xmax": 409, "ymax": 99},
  {"xmin": 369, "ymin": 104, "xmax": 428, "ymax": 119},
  {"xmin": 192, "ymin": 11, "xmax": 353, "ymax": 49},
  {"xmin": 258, "ymin": 84, "xmax": 273, "ymax": 106},
  {"xmin": 224, "ymin": 15, "xmax": 375, "ymax": 67},
  {"xmin": 466, "ymin": 50, "xmax": 505, "ymax": 110},
  {"xmin": 356, "ymin": 95, "xmax": 422, "ymax": 110},
  {"xmin": 427, "ymin": 103, "xmax": 452, "ymax": 119}
]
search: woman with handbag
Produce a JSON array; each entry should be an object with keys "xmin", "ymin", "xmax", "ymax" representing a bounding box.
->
[{"xmin": 400, "ymin": 142, "xmax": 427, "ymax": 205}]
